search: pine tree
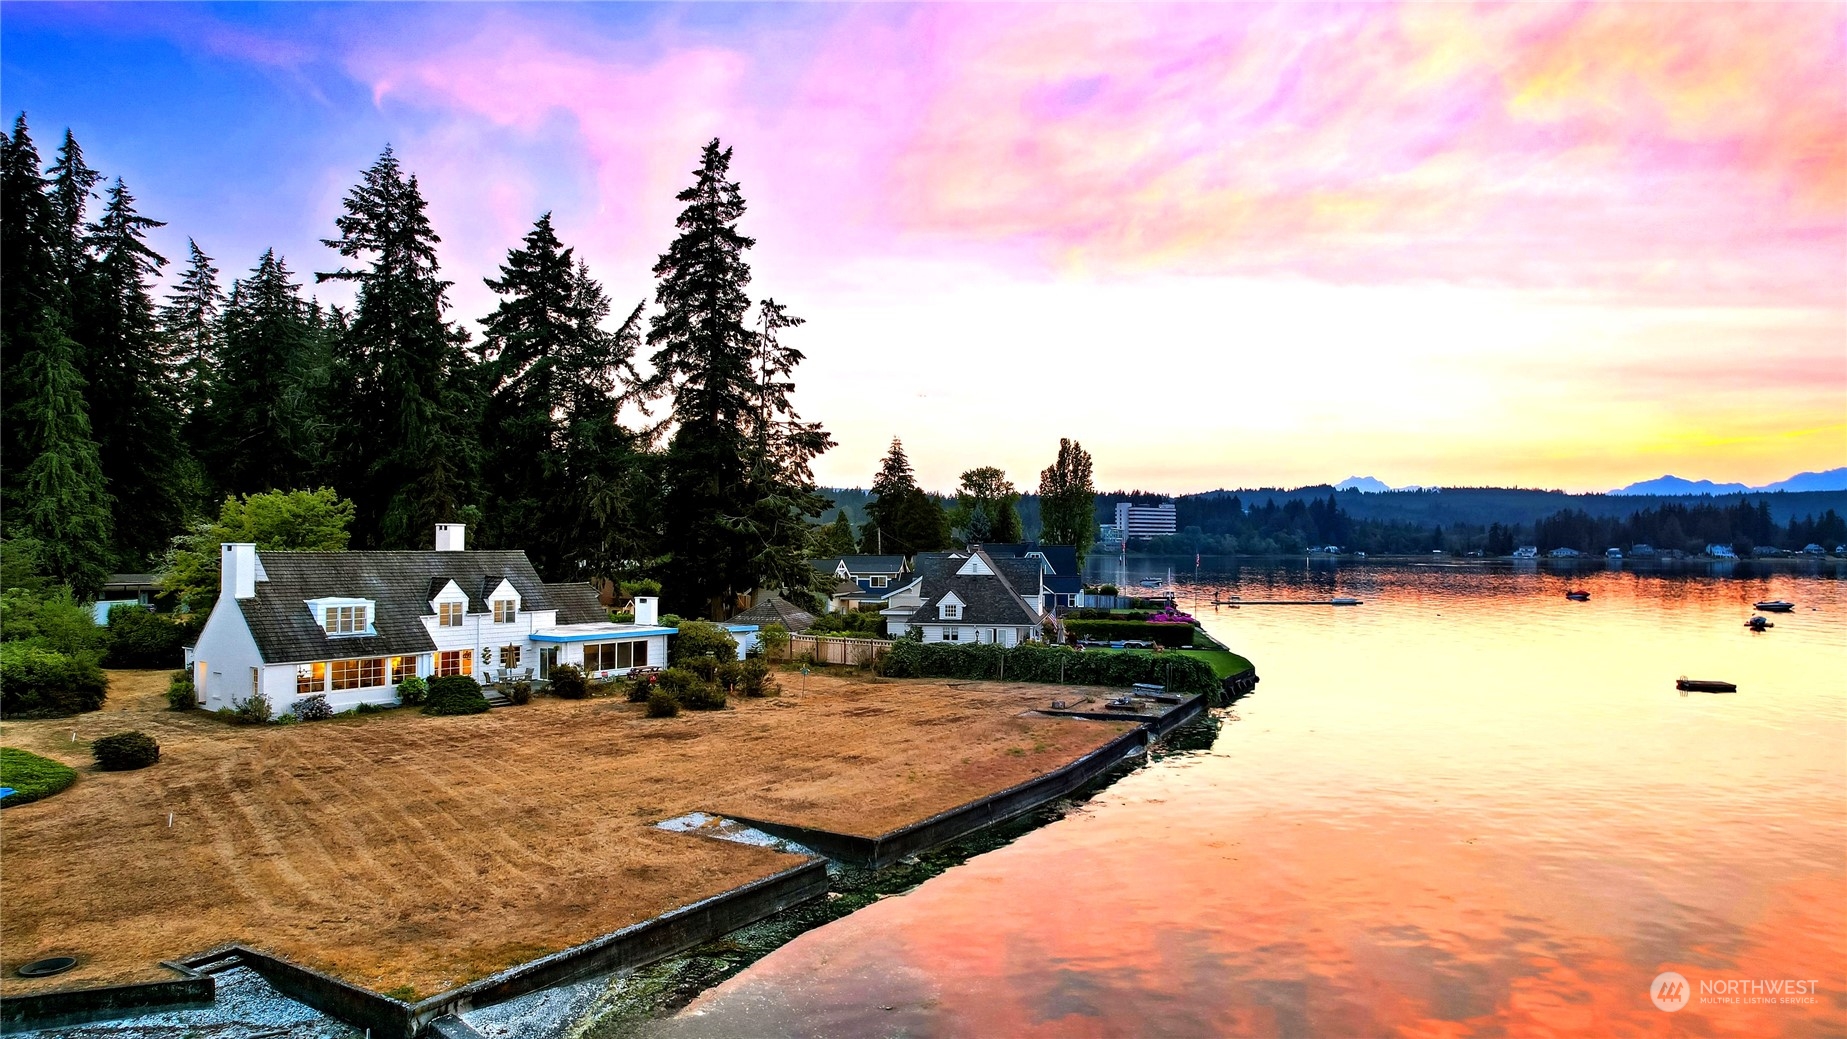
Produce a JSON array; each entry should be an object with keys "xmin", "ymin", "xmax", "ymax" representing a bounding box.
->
[
  {"xmin": 75, "ymin": 177, "xmax": 190, "ymax": 564},
  {"xmin": 317, "ymin": 146, "xmax": 479, "ymax": 547},
  {"xmin": 11, "ymin": 308, "xmax": 113, "ymax": 595},
  {"xmin": 204, "ymin": 250, "xmax": 329, "ymax": 495},
  {"xmin": 160, "ymin": 238, "xmax": 224, "ymax": 431},
  {"xmin": 46, "ymin": 129, "xmax": 100, "ymax": 289},
  {"xmin": 478, "ymin": 214, "xmax": 649, "ymax": 578},
  {"xmin": 1, "ymin": 114, "xmax": 61, "ymax": 496},
  {"xmin": 647, "ymin": 140, "xmax": 830, "ymax": 617},
  {"xmin": 952, "ymin": 466, "xmax": 1021, "ymax": 544},
  {"xmin": 862, "ymin": 437, "xmax": 949, "ymax": 555},
  {"xmin": 1038, "ymin": 437, "xmax": 1098, "ymax": 566}
]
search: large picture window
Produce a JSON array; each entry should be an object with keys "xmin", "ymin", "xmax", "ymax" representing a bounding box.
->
[
  {"xmin": 583, "ymin": 640, "xmax": 647, "ymax": 672},
  {"xmin": 435, "ymin": 649, "xmax": 472, "ymax": 677},
  {"xmin": 438, "ymin": 601, "xmax": 464, "ymax": 627},
  {"xmin": 331, "ymin": 657, "xmax": 387, "ymax": 691}
]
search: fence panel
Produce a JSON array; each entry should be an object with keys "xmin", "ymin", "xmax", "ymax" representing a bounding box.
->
[{"xmin": 783, "ymin": 634, "xmax": 895, "ymax": 666}]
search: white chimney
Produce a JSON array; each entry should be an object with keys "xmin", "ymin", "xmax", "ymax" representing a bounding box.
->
[
  {"xmin": 222, "ymin": 543, "xmax": 257, "ymax": 600},
  {"xmin": 634, "ymin": 596, "xmax": 659, "ymax": 626},
  {"xmin": 435, "ymin": 524, "xmax": 465, "ymax": 552}
]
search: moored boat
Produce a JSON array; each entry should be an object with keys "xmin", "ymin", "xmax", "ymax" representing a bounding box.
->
[
  {"xmin": 1677, "ymin": 678, "xmax": 1737, "ymax": 693},
  {"xmin": 1753, "ymin": 600, "xmax": 1795, "ymax": 612},
  {"xmin": 1565, "ymin": 590, "xmax": 1590, "ymax": 601},
  {"xmin": 1331, "ymin": 597, "xmax": 1361, "ymax": 606}
]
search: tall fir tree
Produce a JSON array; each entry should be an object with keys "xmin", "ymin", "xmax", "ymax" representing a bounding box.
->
[
  {"xmin": 160, "ymin": 238, "xmax": 224, "ymax": 433},
  {"xmin": 741, "ymin": 296, "xmax": 835, "ymax": 596},
  {"xmin": 317, "ymin": 147, "xmax": 479, "ymax": 547},
  {"xmin": 1, "ymin": 114, "xmax": 61, "ymax": 497},
  {"xmin": 46, "ymin": 129, "xmax": 99, "ymax": 290},
  {"xmin": 203, "ymin": 250, "xmax": 330, "ymax": 495},
  {"xmin": 11, "ymin": 308, "xmax": 113, "ymax": 596},
  {"xmin": 1037, "ymin": 437, "xmax": 1098, "ymax": 566},
  {"xmin": 477, "ymin": 214, "xmax": 651, "ymax": 578},
  {"xmin": 647, "ymin": 140, "xmax": 830, "ymax": 617},
  {"xmin": 75, "ymin": 177, "xmax": 191, "ymax": 565},
  {"xmin": 862, "ymin": 437, "xmax": 949, "ymax": 555}
]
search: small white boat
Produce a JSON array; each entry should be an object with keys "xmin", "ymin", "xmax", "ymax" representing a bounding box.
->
[
  {"xmin": 1139, "ymin": 577, "xmax": 1163, "ymax": 588},
  {"xmin": 1330, "ymin": 597, "xmax": 1361, "ymax": 606},
  {"xmin": 1753, "ymin": 600, "xmax": 1795, "ymax": 612}
]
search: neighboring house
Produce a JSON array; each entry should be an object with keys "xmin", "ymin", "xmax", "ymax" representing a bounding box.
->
[
  {"xmin": 1547, "ymin": 547, "xmax": 1582, "ymax": 558},
  {"xmin": 888, "ymin": 547, "xmax": 1049, "ymax": 647},
  {"xmin": 102, "ymin": 573, "xmax": 159, "ymax": 607},
  {"xmin": 1706, "ymin": 544, "xmax": 1737, "ymax": 559},
  {"xmin": 186, "ymin": 524, "xmax": 731, "ymax": 716},
  {"xmin": 1605, "ymin": 548, "xmax": 1623, "ymax": 559},
  {"xmin": 1512, "ymin": 546, "xmax": 1539, "ymax": 559},
  {"xmin": 809, "ymin": 554, "xmax": 914, "ymax": 613},
  {"xmin": 1630, "ymin": 544, "xmax": 1657, "ymax": 557},
  {"xmin": 730, "ymin": 595, "xmax": 818, "ymax": 633},
  {"xmin": 975, "ymin": 543, "xmax": 1082, "ymax": 611}
]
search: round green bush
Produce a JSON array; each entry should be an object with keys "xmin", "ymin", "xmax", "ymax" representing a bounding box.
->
[
  {"xmin": 645, "ymin": 688, "xmax": 680, "ymax": 717},
  {"xmin": 395, "ymin": 674, "xmax": 428, "ymax": 707},
  {"xmin": 625, "ymin": 675, "xmax": 652, "ymax": 703},
  {"xmin": 506, "ymin": 679, "xmax": 533, "ymax": 706},
  {"xmin": 548, "ymin": 664, "xmax": 588, "ymax": 700},
  {"xmin": 0, "ymin": 747, "xmax": 77, "ymax": 807},
  {"xmin": 0, "ymin": 643, "xmax": 108, "ymax": 718},
  {"xmin": 670, "ymin": 620, "xmax": 737, "ymax": 664},
  {"xmin": 92, "ymin": 730, "xmax": 160, "ymax": 771},
  {"xmin": 294, "ymin": 694, "xmax": 333, "ymax": 721},
  {"xmin": 737, "ymin": 657, "xmax": 776, "ymax": 697},
  {"xmin": 424, "ymin": 675, "xmax": 489, "ymax": 716}
]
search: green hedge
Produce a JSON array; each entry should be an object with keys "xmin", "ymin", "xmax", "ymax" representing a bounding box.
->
[
  {"xmin": 424, "ymin": 675, "xmax": 489, "ymax": 716},
  {"xmin": 0, "ymin": 642, "xmax": 109, "ymax": 717},
  {"xmin": 881, "ymin": 641, "xmax": 1222, "ymax": 700},
  {"xmin": 1061, "ymin": 619, "xmax": 1196, "ymax": 648},
  {"xmin": 0, "ymin": 747, "xmax": 77, "ymax": 807},
  {"xmin": 102, "ymin": 606, "xmax": 196, "ymax": 669}
]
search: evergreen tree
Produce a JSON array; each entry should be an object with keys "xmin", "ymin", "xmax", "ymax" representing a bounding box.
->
[
  {"xmin": 160, "ymin": 238, "xmax": 224, "ymax": 431},
  {"xmin": 477, "ymin": 214, "xmax": 650, "ymax": 578},
  {"xmin": 75, "ymin": 177, "xmax": 190, "ymax": 564},
  {"xmin": 647, "ymin": 140, "xmax": 830, "ymax": 616},
  {"xmin": 0, "ymin": 114, "xmax": 61, "ymax": 496},
  {"xmin": 46, "ymin": 129, "xmax": 99, "ymax": 289},
  {"xmin": 1037, "ymin": 437, "xmax": 1098, "ymax": 565},
  {"xmin": 952, "ymin": 466, "xmax": 1021, "ymax": 544},
  {"xmin": 817, "ymin": 511, "xmax": 857, "ymax": 557},
  {"xmin": 10, "ymin": 309, "xmax": 112, "ymax": 595},
  {"xmin": 317, "ymin": 147, "xmax": 479, "ymax": 547},
  {"xmin": 204, "ymin": 250, "xmax": 330, "ymax": 495},
  {"xmin": 862, "ymin": 437, "xmax": 949, "ymax": 555}
]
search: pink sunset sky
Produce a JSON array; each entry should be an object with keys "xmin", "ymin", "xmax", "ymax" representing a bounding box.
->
[{"xmin": 4, "ymin": 2, "xmax": 1843, "ymax": 492}]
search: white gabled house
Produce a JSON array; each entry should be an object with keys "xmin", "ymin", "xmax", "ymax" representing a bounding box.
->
[
  {"xmin": 885, "ymin": 547, "xmax": 1050, "ymax": 647},
  {"xmin": 187, "ymin": 524, "xmax": 752, "ymax": 716}
]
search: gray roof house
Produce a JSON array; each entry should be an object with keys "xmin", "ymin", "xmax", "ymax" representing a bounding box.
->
[
  {"xmin": 809, "ymin": 554, "xmax": 916, "ymax": 613},
  {"xmin": 975, "ymin": 542, "xmax": 1083, "ymax": 610},
  {"xmin": 184, "ymin": 525, "xmax": 740, "ymax": 716},
  {"xmin": 887, "ymin": 547, "xmax": 1049, "ymax": 647}
]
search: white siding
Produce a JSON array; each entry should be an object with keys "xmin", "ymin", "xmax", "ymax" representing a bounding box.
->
[{"xmin": 192, "ymin": 600, "xmax": 265, "ymax": 712}]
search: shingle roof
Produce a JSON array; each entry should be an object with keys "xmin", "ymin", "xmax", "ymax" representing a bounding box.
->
[
  {"xmin": 234, "ymin": 550, "xmax": 562, "ymax": 664},
  {"xmin": 730, "ymin": 595, "xmax": 818, "ymax": 632},
  {"xmin": 541, "ymin": 582, "xmax": 609, "ymax": 625},
  {"xmin": 809, "ymin": 554, "xmax": 907, "ymax": 575},
  {"xmin": 910, "ymin": 549, "xmax": 1041, "ymax": 628},
  {"xmin": 974, "ymin": 542, "xmax": 1078, "ymax": 576}
]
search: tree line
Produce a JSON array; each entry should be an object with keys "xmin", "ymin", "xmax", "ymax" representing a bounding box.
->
[{"xmin": 1, "ymin": 118, "xmax": 834, "ymax": 616}]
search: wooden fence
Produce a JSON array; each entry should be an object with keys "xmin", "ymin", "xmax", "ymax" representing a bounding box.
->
[{"xmin": 781, "ymin": 634, "xmax": 895, "ymax": 666}]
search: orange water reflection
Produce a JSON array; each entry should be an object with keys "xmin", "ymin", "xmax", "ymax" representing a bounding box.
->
[{"xmin": 657, "ymin": 563, "xmax": 1846, "ymax": 1037}]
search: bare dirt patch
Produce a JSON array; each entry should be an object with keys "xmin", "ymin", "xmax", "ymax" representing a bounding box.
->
[{"xmin": 0, "ymin": 669, "xmax": 1127, "ymax": 999}]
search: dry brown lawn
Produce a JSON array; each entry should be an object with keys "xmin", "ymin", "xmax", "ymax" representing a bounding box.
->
[{"xmin": 0, "ymin": 668, "xmax": 1128, "ymax": 999}]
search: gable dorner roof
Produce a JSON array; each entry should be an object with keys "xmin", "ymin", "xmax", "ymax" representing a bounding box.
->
[
  {"xmin": 972, "ymin": 542, "xmax": 1079, "ymax": 577},
  {"xmin": 910, "ymin": 549, "xmax": 1040, "ymax": 629},
  {"xmin": 235, "ymin": 550, "xmax": 564, "ymax": 664}
]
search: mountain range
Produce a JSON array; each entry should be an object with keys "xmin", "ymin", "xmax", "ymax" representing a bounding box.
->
[{"xmin": 1610, "ymin": 468, "xmax": 1847, "ymax": 496}]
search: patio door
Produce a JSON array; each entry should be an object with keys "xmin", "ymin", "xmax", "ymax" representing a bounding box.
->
[{"xmin": 538, "ymin": 646, "xmax": 558, "ymax": 680}]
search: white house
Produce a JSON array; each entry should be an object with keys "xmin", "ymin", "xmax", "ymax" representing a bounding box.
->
[
  {"xmin": 886, "ymin": 547, "xmax": 1049, "ymax": 647},
  {"xmin": 186, "ymin": 525, "xmax": 746, "ymax": 716}
]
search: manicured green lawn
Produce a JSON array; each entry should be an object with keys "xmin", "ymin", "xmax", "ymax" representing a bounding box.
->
[
  {"xmin": 0, "ymin": 747, "xmax": 78, "ymax": 807},
  {"xmin": 1169, "ymin": 649, "xmax": 1254, "ymax": 680}
]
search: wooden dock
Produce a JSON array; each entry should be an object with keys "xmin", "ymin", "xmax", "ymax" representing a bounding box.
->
[{"xmin": 1208, "ymin": 599, "xmax": 1364, "ymax": 606}]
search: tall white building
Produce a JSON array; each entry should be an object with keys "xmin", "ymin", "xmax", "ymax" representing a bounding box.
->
[{"xmin": 1113, "ymin": 502, "xmax": 1178, "ymax": 540}]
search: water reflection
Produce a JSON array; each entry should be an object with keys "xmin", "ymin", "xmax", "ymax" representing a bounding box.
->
[{"xmin": 653, "ymin": 564, "xmax": 1846, "ymax": 1038}]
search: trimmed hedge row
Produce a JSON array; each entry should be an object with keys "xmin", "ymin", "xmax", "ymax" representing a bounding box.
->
[
  {"xmin": 881, "ymin": 641, "xmax": 1222, "ymax": 699},
  {"xmin": 1062, "ymin": 619, "xmax": 1196, "ymax": 648}
]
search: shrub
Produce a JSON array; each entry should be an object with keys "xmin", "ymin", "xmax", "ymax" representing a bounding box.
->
[
  {"xmin": 806, "ymin": 610, "xmax": 883, "ymax": 637},
  {"xmin": 737, "ymin": 657, "xmax": 776, "ymax": 697},
  {"xmin": 548, "ymin": 664, "xmax": 588, "ymax": 700},
  {"xmin": 879, "ymin": 641, "xmax": 1220, "ymax": 698},
  {"xmin": 670, "ymin": 620, "xmax": 737, "ymax": 664},
  {"xmin": 756, "ymin": 623, "xmax": 790, "ymax": 659},
  {"xmin": 102, "ymin": 606, "xmax": 190, "ymax": 669},
  {"xmin": 0, "ymin": 586, "xmax": 106, "ymax": 656},
  {"xmin": 625, "ymin": 675, "xmax": 653, "ymax": 703},
  {"xmin": 231, "ymin": 691, "xmax": 273, "ymax": 725},
  {"xmin": 657, "ymin": 667, "xmax": 725, "ymax": 710},
  {"xmin": 0, "ymin": 642, "xmax": 109, "ymax": 717},
  {"xmin": 424, "ymin": 675, "xmax": 489, "ymax": 716},
  {"xmin": 0, "ymin": 747, "xmax": 77, "ymax": 807},
  {"xmin": 396, "ymin": 674, "xmax": 428, "ymax": 707},
  {"xmin": 505, "ymin": 679, "xmax": 533, "ymax": 706},
  {"xmin": 715, "ymin": 659, "xmax": 743, "ymax": 693},
  {"xmin": 353, "ymin": 702, "xmax": 390, "ymax": 715},
  {"xmin": 294, "ymin": 694, "xmax": 333, "ymax": 721},
  {"xmin": 683, "ymin": 656, "xmax": 720, "ymax": 683},
  {"xmin": 274, "ymin": 712, "xmax": 300, "ymax": 725},
  {"xmin": 645, "ymin": 688, "xmax": 680, "ymax": 717},
  {"xmin": 92, "ymin": 730, "xmax": 160, "ymax": 771},
  {"xmin": 166, "ymin": 670, "xmax": 196, "ymax": 711}
]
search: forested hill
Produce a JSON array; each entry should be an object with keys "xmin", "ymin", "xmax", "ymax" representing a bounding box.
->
[{"xmin": 1198, "ymin": 486, "xmax": 1847, "ymax": 528}]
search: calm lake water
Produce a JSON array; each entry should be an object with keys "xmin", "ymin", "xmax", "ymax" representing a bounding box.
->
[{"xmin": 653, "ymin": 560, "xmax": 1847, "ymax": 1038}]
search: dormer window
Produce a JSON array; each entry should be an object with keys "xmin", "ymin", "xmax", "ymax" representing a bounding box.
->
[
  {"xmin": 941, "ymin": 602, "xmax": 962, "ymax": 620},
  {"xmin": 307, "ymin": 597, "xmax": 376, "ymax": 637},
  {"xmin": 870, "ymin": 576, "xmax": 888, "ymax": 589},
  {"xmin": 493, "ymin": 599, "xmax": 517, "ymax": 624},
  {"xmin": 439, "ymin": 601, "xmax": 465, "ymax": 627}
]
